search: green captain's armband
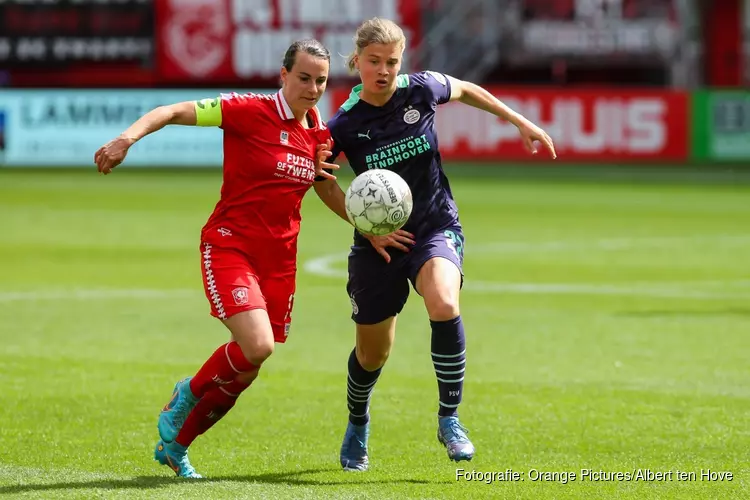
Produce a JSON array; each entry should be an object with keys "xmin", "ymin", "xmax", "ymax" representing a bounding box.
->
[{"xmin": 195, "ymin": 97, "xmax": 222, "ymax": 126}]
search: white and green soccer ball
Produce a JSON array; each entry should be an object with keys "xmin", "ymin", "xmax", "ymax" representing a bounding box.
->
[{"xmin": 345, "ymin": 169, "xmax": 413, "ymax": 236}]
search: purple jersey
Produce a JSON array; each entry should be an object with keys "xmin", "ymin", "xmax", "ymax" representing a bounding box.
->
[{"xmin": 327, "ymin": 71, "xmax": 461, "ymax": 247}]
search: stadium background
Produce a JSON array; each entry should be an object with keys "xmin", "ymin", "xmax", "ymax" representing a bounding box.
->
[{"xmin": 1, "ymin": 1, "xmax": 749, "ymax": 499}]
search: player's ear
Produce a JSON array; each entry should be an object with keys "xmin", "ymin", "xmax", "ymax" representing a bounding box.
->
[
  {"xmin": 353, "ymin": 54, "xmax": 360, "ymax": 72},
  {"xmin": 280, "ymin": 66, "xmax": 288, "ymax": 86}
]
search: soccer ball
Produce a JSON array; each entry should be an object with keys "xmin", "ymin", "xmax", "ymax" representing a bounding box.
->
[{"xmin": 345, "ymin": 169, "xmax": 413, "ymax": 236}]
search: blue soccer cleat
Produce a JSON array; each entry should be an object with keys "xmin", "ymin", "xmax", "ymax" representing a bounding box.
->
[
  {"xmin": 154, "ymin": 439, "xmax": 202, "ymax": 479},
  {"xmin": 158, "ymin": 377, "xmax": 199, "ymax": 443},
  {"xmin": 437, "ymin": 416, "xmax": 475, "ymax": 462},
  {"xmin": 340, "ymin": 421, "xmax": 370, "ymax": 471}
]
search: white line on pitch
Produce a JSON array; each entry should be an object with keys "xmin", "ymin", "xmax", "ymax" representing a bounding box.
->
[
  {"xmin": 472, "ymin": 234, "xmax": 750, "ymax": 254},
  {"xmin": 467, "ymin": 281, "xmax": 750, "ymax": 300},
  {"xmin": 0, "ymin": 289, "xmax": 196, "ymax": 303},
  {"xmin": 303, "ymin": 253, "xmax": 750, "ymax": 300}
]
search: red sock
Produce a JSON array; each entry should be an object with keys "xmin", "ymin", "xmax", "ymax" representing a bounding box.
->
[
  {"xmin": 189, "ymin": 342, "xmax": 255, "ymax": 398},
  {"xmin": 176, "ymin": 378, "xmax": 252, "ymax": 447}
]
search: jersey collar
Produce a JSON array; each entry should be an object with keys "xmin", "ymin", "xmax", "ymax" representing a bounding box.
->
[
  {"xmin": 275, "ymin": 88, "xmax": 324, "ymax": 129},
  {"xmin": 274, "ymin": 89, "xmax": 294, "ymax": 121}
]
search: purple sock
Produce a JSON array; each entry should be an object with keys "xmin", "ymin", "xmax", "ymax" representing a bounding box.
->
[
  {"xmin": 346, "ymin": 349, "xmax": 381, "ymax": 425},
  {"xmin": 431, "ymin": 316, "xmax": 466, "ymax": 417}
]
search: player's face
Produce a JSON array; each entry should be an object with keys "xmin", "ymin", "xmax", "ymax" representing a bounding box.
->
[
  {"xmin": 356, "ymin": 42, "xmax": 403, "ymax": 96},
  {"xmin": 280, "ymin": 52, "xmax": 329, "ymax": 112}
]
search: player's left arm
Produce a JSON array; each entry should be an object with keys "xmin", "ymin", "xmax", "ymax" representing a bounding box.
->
[
  {"xmin": 313, "ymin": 129, "xmax": 348, "ymax": 223},
  {"xmin": 446, "ymin": 76, "xmax": 557, "ymax": 159},
  {"xmin": 313, "ymin": 176, "xmax": 349, "ymax": 224}
]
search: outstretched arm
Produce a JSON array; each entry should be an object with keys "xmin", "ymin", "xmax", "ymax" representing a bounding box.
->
[
  {"xmin": 94, "ymin": 101, "xmax": 199, "ymax": 174},
  {"xmin": 446, "ymin": 76, "xmax": 557, "ymax": 159}
]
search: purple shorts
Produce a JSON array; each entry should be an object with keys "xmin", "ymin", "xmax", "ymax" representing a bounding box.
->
[{"xmin": 346, "ymin": 226, "xmax": 465, "ymax": 325}]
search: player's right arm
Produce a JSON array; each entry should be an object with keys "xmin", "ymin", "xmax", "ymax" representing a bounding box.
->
[
  {"xmin": 314, "ymin": 172, "xmax": 415, "ymax": 262},
  {"xmin": 313, "ymin": 174, "xmax": 349, "ymax": 224},
  {"xmin": 94, "ymin": 97, "xmax": 227, "ymax": 174},
  {"xmin": 313, "ymin": 139, "xmax": 350, "ymax": 223},
  {"xmin": 313, "ymin": 129, "xmax": 415, "ymax": 262}
]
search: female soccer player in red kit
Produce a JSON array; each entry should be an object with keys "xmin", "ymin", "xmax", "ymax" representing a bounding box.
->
[{"xmin": 94, "ymin": 40, "xmax": 336, "ymax": 478}]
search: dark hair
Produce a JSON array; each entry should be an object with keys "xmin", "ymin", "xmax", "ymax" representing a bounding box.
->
[{"xmin": 283, "ymin": 39, "xmax": 331, "ymax": 71}]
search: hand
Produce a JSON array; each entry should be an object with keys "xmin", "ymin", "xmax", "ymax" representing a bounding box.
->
[
  {"xmin": 315, "ymin": 139, "xmax": 339, "ymax": 181},
  {"xmin": 515, "ymin": 115, "xmax": 557, "ymax": 159},
  {"xmin": 364, "ymin": 229, "xmax": 416, "ymax": 263},
  {"xmin": 94, "ymin": 135, "xmax": 135, "ymax": 174}
]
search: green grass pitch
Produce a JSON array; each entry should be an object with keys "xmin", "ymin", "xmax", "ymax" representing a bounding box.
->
[{"xmin": 0, "ymin": 165, "xmax": 749, "ymax": 499}]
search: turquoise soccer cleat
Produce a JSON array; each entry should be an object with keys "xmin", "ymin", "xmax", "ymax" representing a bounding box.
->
[
  {"xmin": 154, "ymin": 439, "xmax": 202, "ymax": 479},
  {"xmin": 158, "ymin": 377, "xmax": 199, "ymax": 443},
  {"xmin": 437, "ymin": 416, "xmax": 475, "ymax": 462},
  {"xmin": 339, "ymin": 421, "xmax": 370, "ymax": 471}
]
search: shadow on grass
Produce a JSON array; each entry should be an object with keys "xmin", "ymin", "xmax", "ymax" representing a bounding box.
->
[{"xmin": 0, "ymin": 467, "xmax": 447, "ymax": 494}]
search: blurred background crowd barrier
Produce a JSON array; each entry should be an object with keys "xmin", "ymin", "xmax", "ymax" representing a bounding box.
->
[{"xmin": 0, "ymin": 0, "xmax": 747, "ymax": 167}]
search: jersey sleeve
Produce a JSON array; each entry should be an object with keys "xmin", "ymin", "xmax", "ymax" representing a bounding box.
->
[
  {"xmin": 194, "ymin": 92, "xmax": 260, "ymax": 135},
  {"xmin": 314, "ymin": 116, "xmax": 343, "ymax": 182},
  {"xmin": 410, "ymin": 71, "xmax": 452, "ymax": 107}
]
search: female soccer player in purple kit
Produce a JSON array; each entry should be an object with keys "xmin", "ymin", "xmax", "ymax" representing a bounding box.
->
[{"xmin": 314, "ymin": 18, "xmax": 556, "ymax": 471}]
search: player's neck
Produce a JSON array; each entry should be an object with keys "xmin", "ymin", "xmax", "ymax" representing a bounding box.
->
[
  {"xmin": 290, "ymin": 108, "xmax": 309, "ymax": 127},
  {"xmin": 359, "ymin": 86, "xmax": 397, "ymax": 107}
]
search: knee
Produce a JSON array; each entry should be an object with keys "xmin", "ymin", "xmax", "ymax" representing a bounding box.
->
[
  {"xmin": 427, "ymin": 297, "xmax": 460, "ymax": 322},
  {"xmin": 356, "ymin": 345, "xmax": 390, "ymax": 371},
  {"xmin": 237, "ymin": 336, "xmax": 274, "ymax": 366},
  {"xmin": 247, "ymin": 340, "xmax": 274, "ymax": 366}
]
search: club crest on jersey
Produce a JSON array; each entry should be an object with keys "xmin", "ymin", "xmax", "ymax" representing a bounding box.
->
[
  {"xmin": 232, "ymin": 287, "xmax": 249, "ymax": 306},
  {"xmin": 280, "ymin": 131, "xmax": 289, "ymax": 145},
  {"xmin": 403, "ymin": 106, "xmax": 420, "ymax": 124}
]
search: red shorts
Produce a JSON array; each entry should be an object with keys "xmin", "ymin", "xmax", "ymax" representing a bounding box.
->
[{"xmin": 200, "ymin": 242, "xmax": 296, "ymax": 343}]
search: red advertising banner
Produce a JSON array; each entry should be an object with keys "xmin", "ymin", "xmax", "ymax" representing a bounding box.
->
[
  {"xmin": 156, "ymin": 0, "xmax": 421, "ymax": 82},
  {"xmin": 329, "ymin": 87, "xmax": 689, "ymax": 161}
]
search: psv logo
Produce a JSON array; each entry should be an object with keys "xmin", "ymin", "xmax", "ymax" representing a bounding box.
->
[{"xmin": 404, "ymin": 108, "xmax": 420, "ymax": 124}]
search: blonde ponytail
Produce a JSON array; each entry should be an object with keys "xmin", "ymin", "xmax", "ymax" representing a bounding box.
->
[{"xmin": 346, "ymin": 17, "xmax": 406, "ymax": 74}]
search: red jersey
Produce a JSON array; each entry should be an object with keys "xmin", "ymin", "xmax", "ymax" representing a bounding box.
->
[{"xmin": 196, "ymin": 90, "xmax": 330, "ymax": 269}]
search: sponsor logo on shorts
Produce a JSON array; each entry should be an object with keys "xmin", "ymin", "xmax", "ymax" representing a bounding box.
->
[
  {"xmin": 232, "ymin": 287, "xmax": 249, "ymax": 306},
  {"xmin": 284, "ymin": 322, "xmax": 291, "ymax": 337},
  {"xmin": 350, "ymin": 295, "xmax": 359, "ymax": 315},
  {"xmin": 217, "ymin": 227, "xmax": 232, "ymax": 237}
]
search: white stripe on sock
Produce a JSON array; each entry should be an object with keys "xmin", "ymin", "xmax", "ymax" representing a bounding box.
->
[
  {"xmin": 439, "ymin": 401, "xmax": 461, "ymax": 408},
  {"xmin": 431, "ymin": 349, "xmax": 467, "ymax": 359},
  {"xmin": 219, "ymin": 386, "xmax": 241, "ymax": 397},
  {"xmin": 347, "ymin": 393, "xmax": 371, "ymax": 403},
  {"xmin": 433, "ymin": 359, "xmax": 466, "ymax": 367},
  {"xmin": 346, "ymin": 384, "xmax": 373, "ymax": 395},
  {"xmin": 347, "ymin": 375, "xmax": 378, "ymax": 389},
  {"xmin": 435, "ymin": 368, "xmax": 465, "ymax": 375},
  {"xmin": 225, "ymin": 342, "xmax": 242, "ymax": 374}
]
